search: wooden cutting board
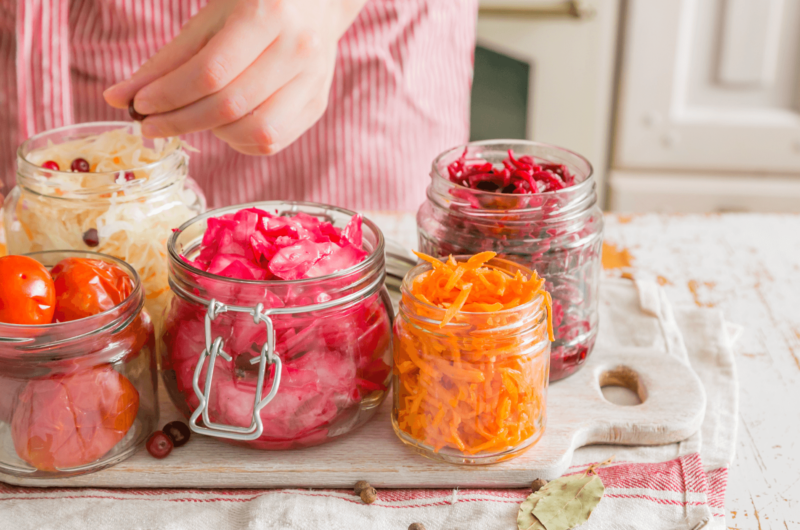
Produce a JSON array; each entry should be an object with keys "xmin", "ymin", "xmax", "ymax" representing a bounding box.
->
[{"xmin": 0, "ymin": 343, "xmax": 705, "ymax": 489}]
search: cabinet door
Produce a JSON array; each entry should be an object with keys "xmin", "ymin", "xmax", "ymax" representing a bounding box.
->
[{"xmin": 615, "ymin": 0, "xmax": 800, "ymax": 173}]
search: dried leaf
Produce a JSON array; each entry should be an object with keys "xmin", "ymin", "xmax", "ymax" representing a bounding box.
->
[
  {"xmin": 517, "ymin": 492, "xmax": 547, "ymax": 530},
  {"xmin": 532, "ymin": 473, "xmax": 605, "ymax": 530}
]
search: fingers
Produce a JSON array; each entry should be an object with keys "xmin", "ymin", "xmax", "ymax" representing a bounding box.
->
[
  {"xmin": 103, "ymin": 5, "xmax": 224, "ymax": 110},
  {"xmin": 139, "ymin": 34, "xmax": 303, "ymax": 138},
  {"xmin": 131, "ymin": 0, "xmax": 286, "ymax": 116},
  {"xmin": 212, "ymin": 56, "xmax": 334, "ymax": 155}
]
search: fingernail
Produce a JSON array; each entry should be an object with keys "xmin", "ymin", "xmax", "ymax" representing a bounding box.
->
[
  {"xmin": 141, "ymin": 121, "xmax": 162, "ymax": 138},
  {"xmin": 134, "ymin": 98, "xmax": 156, "ymax": 115}
]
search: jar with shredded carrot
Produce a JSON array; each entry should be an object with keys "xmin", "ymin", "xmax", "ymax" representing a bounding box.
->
[{"xmin": 392, "ymin": 251, "xmax": 552, "ymax": 464}]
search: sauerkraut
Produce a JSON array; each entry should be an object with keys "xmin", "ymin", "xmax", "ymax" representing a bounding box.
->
[{"xmin": 5, "ymin": 125, "xmax": 205, "ymax": 321}]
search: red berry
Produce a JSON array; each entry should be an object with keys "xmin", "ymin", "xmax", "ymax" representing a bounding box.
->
[
  {"xmin": 42, "ymin": 160, "xmax": 60, "ymax": 171},
  {"xmin": 163, "ymin": 421, "xmax": 191, "ymax": 448},
  {"xmin": 128, "ymin": 100, "xmax": 147, "ymax": 121},
  {"xmin": 146, "ymin": 431, "xmax": 173, "ymax": 459},
  {"xmin": 71, "ymin": 158, "xmax": 90, "ymax": 173},
  {"xmin": 124, "ymin": 171, "xmax": 135, "ymax": 182},
  {"xmin": 82, "ymin": 228, "xmax": 100, "ymax": 247}
]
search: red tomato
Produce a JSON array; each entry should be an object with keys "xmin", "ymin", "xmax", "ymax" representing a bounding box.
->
[
  {"xmin": 11, "ymin": 366, "xmax": 139, "ymax": 471},
  {"xmin": 0, "ymin": 255, "xmax": 56, "ymax": 325},
  {"xmin": 51, "ymin": 258, "xmax": 134, "ymax": 322}
]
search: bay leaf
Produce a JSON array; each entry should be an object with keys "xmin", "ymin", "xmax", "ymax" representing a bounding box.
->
[
  {"xmin": 532, "ymin": 473, "xmax": 605, "ymax": 530},
  {"xmin": 517, "ymin": 492, "xmax": 547, "ymax": 530}
]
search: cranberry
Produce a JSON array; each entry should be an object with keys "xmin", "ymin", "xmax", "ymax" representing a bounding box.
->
[
  {"xmin": 124, "ymin": 171, "xmax": 136, "ymax": 182},
  {"xmin": 82, "ymin": 228, "xmax": 100, "ymax": 247},
  {"xmin": 128, "ymin": 100, "xmax": 147, "ymax": 121},
  {"xmin": 162, "ymin": 421, "xmax": 191, "ymax": 448},
  {"xmin": 70, "ymin": 158, "xmax": 90, "ymax": 173},
  {"xmin": 146, "ymin": 431, "xmax": 173, "ymax": 459},
  {"xmin": 42, "ymin": 161, "xmax": 60, "ymax": 171}
]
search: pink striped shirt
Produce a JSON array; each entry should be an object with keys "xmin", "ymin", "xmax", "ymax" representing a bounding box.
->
[{"xmin": 0, "ymin": 0, "xmax": 477, "ymax": 211}]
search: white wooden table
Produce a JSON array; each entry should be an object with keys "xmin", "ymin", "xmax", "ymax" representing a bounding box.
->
[{"xmin": 368, "ymin": 211, "xmax": 800, "ymax": 530}]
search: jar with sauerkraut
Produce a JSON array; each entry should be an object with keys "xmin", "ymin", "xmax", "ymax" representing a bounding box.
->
[{"xmin": 4, "ymin": 122, "xmax": 206, "ymax": 320}]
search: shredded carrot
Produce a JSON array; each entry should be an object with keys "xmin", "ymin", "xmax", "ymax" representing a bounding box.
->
[{"xmin": 394, "ymin": 252, "xmax": 552, "ymax": 457}]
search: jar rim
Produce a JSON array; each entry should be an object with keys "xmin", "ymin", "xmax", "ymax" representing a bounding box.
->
[
  {"xmin": 168, "ymin": 200, "xmax": 386, "ymax": 288},
  {"xmin": 16, "ymin": 121, "xmax": 186, "ymax": 198},
  {"xmin": 0, "ymin": 250, "xmax": 144, "ymax": 354},
  {"xmin": 431, "ymin": 139, "xmax": 595, "ymax": 203},
  {"xmin": 399, "ymin": 256, "xmax": 546, "ymax": 325}
]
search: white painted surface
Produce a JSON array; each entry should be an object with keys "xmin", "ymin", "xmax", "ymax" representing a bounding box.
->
[
  {"xmin": 601, "ymin": 213, "xmax": 800, "ymax": 529},
  {"xmin": 476, "ymin": 0, "xmax": 620, "ymax": 207},
  {"xmin": 608, "ymin": 170, "xmax": 800, "ymax": 213},
  {"xmin": 614, "ymin": 0, "xmax": 800, "ymax": 173}
]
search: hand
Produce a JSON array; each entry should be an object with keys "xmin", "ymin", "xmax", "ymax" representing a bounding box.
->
[{"xmin": 103, "ymin": 0, "xmax": 367, "ymax": 155}]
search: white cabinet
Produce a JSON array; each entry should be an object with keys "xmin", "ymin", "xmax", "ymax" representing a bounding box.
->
[
  {"xmin": 476, "ymin": 0, "xmax": 621, "ymax": 206},
  {"xmin": 611, "ymin": 0, "xmax": 800, "ymax": 212}
]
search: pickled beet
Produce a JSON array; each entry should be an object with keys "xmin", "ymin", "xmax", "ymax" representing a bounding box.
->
[
  {"xmin": 447, "ymin": 149, "xmax": 575, "ymax": 194},
  {"xmin": 124, "ymin": 171, "xmax": 135, "ymax": 182},
  {"xmin": 42, "ymin": 161, "xmax": 59, "ymax": 171},
  {"xmin": 146, "ymin": 431, "xmax": 173, "ymax": 459},
  {"xmin": 70, "ymin": 158, "xmax": 91, "ymax": 173},
  {"xmin": 163, "ymin": 421, "xmax": 191, "ymax": 448}
]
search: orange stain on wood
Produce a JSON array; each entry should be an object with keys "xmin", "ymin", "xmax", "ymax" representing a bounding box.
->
[
  {"xmin": 687, "ymin": 280, "xmax": 716, "ymax": 307},
  {"xmin": 602, "ymin": 242, "xmax": 634, "ymax": 270},
  {"xmin": 617, "ymin": 214, "xmax": 634, "ymax": 224}
]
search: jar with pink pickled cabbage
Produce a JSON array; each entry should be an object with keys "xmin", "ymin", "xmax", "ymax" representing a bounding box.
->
[
  {"xmin": 159, "ymin": 202, "xmax": 393, "ymax": 449},
  {"xmin": 4, "ymin": 122, "xmax": 206, "ymax": 322},
  {"xmin": 417, "ymin": 140, "xmax": 603, "ymax": 381}
]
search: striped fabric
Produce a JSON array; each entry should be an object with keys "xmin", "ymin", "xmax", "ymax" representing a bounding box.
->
[{"xmin": 0, "ymin": 0, "xmax": 477, "ymax": 211}]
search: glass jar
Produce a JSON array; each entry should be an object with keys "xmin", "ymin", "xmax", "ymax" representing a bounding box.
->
[
  {"xmin": 159, "ymin": 201, "xmax": 394, "ymax": 450},
  {"xmin": 4, "ymin": 122, "xmax": 207, "ymax": 322},
  {"xmin": 417, "ymin": 140, "xmax": 603, "ymax": 381},
  {"xmin": 392, "ymin": 256, "xmax": 550, "ymax": 464},
  {"xmin": 0, "ymin": 251, "xmax": 157, "ymax": 479}
]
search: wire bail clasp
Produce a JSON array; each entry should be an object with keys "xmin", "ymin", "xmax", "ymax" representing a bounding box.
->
[{"xmin": 189, "ymin": 300, "xmax": 282, "ymax": 441}]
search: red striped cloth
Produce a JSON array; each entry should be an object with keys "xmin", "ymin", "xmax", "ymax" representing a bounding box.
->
[{"xmin": 0, "ymin": 0, "xmax": 477, "ymax": 211}]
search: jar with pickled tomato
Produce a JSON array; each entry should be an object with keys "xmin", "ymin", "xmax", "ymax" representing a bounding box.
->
[
  {"xmin": 0, "ymin": 251, "xmax": 157, "ymax": 479},
  {"xmin": 417, "ymin": 140, "xmax": 603, "ymax": 381},
  {"xmin": 159, "ymin": 202, "xmax": 394, "ymax": 450},
  {"xmin": 392, "ymin": 256, "xmax": 551, "ymax": 464},
  {"xmin": 4, "ymin": 122, "xmax": 206, "ymax": 322}
]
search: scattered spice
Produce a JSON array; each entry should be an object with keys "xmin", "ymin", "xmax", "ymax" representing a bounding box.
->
[
  {"xmin": 359, "ymin": 486, "xmax": 378, "ymax": 504},
  {"xmin": 128, "ymin": 99, "xmax": 147, "ymax": 121},
  {"xmin": 517, "ymin": 457, "xmax": 613, "ymax": 530},
  {"xmin": 394, "ymin": 252, "xmax": 552, "ymax": 456},
  {"xmin": 354, "ymin": 480, "xmax": 371, "ymax": 495},
  {"xmin": 531, "ymin": 478, "xmax": 547, "ymax": 493},
  {"xmin": 408, "ymin": 524, "xmax": 427, "ymax": 530},
  {"xmin": 163, "ymin": 421, "xmax": 191, "ymax": 448},
  {"xmin": 146, "ymin": 431, "xmax": 174, "ymax": 459}
]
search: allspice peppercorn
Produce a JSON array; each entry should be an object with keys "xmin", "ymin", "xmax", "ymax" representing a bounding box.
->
[
  {"xmin": 531, "ymin": 478, "xmax": 548, "ymax": 493},
  {"xmin": 360, "ymin": 486, "xmax": 378, "ymax": 504},
  {"xmin": 408, "ymin": 524, "xmax": 427, "ymax": 530},
  {"xmin": 354, "ymin": 480, "xmax": 371, "ymax": 495}
]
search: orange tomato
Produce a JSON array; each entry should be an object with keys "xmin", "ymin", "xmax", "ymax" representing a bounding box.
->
[
  {"xmin": 51, "ymin": 258, "xmax": 133, "ymax": 322},
  {"xmin": 0, "ymin": 255, "xmax": 56, "ymax": 325},
  {"xmin": 11, "ymin": 366, "xmax": 139, "ymax": 471}
]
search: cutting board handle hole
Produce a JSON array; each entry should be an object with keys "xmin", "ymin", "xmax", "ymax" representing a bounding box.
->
[{"xmin": 599, "ymin": 366, "xmax": 646, "ymax": 406}]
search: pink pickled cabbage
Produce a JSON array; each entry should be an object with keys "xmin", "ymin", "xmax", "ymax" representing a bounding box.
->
[
  {"xmin": 162, "ymin": 210, "xmax": 391, "ymax": 450},
  {"xmin": 184, "ymin": 208, "xmax": 368, "ymax": 281}
]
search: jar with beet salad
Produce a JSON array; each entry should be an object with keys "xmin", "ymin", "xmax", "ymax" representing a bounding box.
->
[
  {"xmin": 0, "ymin": 251, "xmax": 157, "ymax": 479},
  {"xmin": 392, "ymin": 253, "xmax": 551, "ymax": 464},
  {"xmin": 4, "ymin": 122, "xmax": 206, "ymax": 322},
  {"xmin": 159, "ymin": 201, "xmax": 394, "ymax": 449},
  {"xmin": 416, "ymin": 140, "xmax": 603, "ymax": 381}
]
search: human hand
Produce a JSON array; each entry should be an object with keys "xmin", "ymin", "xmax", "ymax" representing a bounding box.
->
[{"xmin": 103, "ymin": 0, "xmax": 367, "ymax": 155}]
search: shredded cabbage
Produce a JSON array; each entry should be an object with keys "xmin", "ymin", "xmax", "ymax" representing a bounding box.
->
[{"xmin": 5, "ymin": 127, "xmax": 204, "ymax": 321}]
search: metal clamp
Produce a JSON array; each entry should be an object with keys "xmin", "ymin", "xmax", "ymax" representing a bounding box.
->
[{"xmin": 189, "ymin": 300, "xmax": 282, "ymax": 441}]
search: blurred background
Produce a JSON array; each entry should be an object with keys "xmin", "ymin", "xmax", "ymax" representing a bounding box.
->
[{"xmin": 472, "ymin": 0, "xmax": 800, "ymax": 212}]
